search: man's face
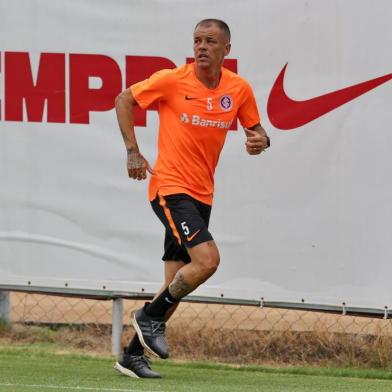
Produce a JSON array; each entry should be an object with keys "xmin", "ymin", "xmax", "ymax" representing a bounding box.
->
[{"xmin": 193, "ymin": 23, "xmax": 231, "ymax": 70}]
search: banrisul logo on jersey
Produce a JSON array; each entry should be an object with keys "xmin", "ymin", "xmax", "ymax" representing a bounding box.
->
[
  {"xmin": 180, "ymin": 113, "xmax": 190, "ymax": 123},
  {"xmin": 191, "ymin": 114, "xmax": 232, "ymax": 129},
  {"xmin": 179, "ymin": 112, "xmax": 232, "ymax": 129}
]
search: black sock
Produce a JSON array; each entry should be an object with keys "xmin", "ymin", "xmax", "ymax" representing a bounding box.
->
[
  {"xmin": 144, "ymin": 287, "xmax": 178, "ymax": 318},
  {"xmin": 125, "ymin": 333, "xmax": 144, "ymax": 355}
]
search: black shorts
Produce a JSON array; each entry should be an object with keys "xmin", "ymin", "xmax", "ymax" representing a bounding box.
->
[{"xmin": 151, "ymin": 193, "xmax": 213, "ymax": 264}]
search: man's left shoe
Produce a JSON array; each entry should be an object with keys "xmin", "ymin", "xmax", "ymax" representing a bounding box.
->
[
  {"xmin": 131, "ymin": 305, "xmax": 169, "ymax": 359},
  {"xmin": 114, "ymin": 351, "xmax": 161, "ymax": 379}
]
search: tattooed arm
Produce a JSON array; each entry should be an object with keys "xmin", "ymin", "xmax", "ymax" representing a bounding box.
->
[{"xmin": 115, "ymin": 88, "xmax": 153, "ymax": 180}]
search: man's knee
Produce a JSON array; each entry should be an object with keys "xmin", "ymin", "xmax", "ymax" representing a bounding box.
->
[
  {"xmin": 203, "ymin": 257, "xmax": 219, "ymax": 278},
  {"xmin": 189, "ymin": 241, "xmax": 220, "ymax": 278},
  {"xmin": 203, "ymin": 250, "xmax": 220, "ymax": 275}
]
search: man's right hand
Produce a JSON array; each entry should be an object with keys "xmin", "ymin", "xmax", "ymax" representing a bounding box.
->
[{"xmin": 127, "ymin": 147, "xmax": 154, "ymax": 180}]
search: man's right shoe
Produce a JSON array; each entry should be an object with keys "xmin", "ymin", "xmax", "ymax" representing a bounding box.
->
[
  {"xmin": 114, "ymin": 351, "xmax": 161, "ymax": 379},
  {"xmin": 131, "ymin": 305, "xmax": 169, "ymax": 359}
]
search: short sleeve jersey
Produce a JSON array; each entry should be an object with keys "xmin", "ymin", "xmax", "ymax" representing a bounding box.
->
[{"xmin": 131, "ymin": 62, "xmax": 260, "ymax": 205}]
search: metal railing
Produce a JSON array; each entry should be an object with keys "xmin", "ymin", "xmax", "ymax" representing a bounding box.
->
[{"xmin": 1, "ymin": 285, "xmax": 392, "ymax": 366}]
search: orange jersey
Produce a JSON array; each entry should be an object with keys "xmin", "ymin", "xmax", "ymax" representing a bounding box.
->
[{"xmin": 131, "ymin": 62, "xmax": 260, "ymax": 205}]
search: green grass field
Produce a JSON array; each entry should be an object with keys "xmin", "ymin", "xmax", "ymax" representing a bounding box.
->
[{"xmin": 1, "ymin": 344, "xmax": 392, "ymax": 392}]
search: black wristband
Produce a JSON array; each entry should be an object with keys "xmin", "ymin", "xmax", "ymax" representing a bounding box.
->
[{"xmin": 265, "ymin": 135, "xmax": 271, "ymax": 148}]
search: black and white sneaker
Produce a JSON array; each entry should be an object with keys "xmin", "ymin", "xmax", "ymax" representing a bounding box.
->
[
  {"xmin": 114, "ymin": 350, "xmax": 161, "ymax": 379},
  {"xmin": 131, "ymin": 305, "xmax": 169, "ymax": 359}
]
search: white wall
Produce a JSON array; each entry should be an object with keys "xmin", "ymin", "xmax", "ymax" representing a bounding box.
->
[{"xmin": 1, "ymin": 0, "xmax": 392, "ymax": 309}]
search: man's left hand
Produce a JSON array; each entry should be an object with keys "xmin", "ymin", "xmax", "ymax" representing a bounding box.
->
[{"xmin": 244, "ymin": 126, "xmax": 270, "ymax": 155}]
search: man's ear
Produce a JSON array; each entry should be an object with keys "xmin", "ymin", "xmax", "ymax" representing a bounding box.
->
[{"xmin": 224, "ymin": 43, "xmax": 231, "ymax": 56}]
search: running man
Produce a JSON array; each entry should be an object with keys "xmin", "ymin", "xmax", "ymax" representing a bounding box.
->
[{"xmin": 114, "ymin": 19, "xmax": 270, "ymax": 378}]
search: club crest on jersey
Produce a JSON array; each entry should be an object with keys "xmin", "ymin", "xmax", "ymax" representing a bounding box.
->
[{"xmin": 220, "ymin": 95, "xmax": 233, "ymax": 111}]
